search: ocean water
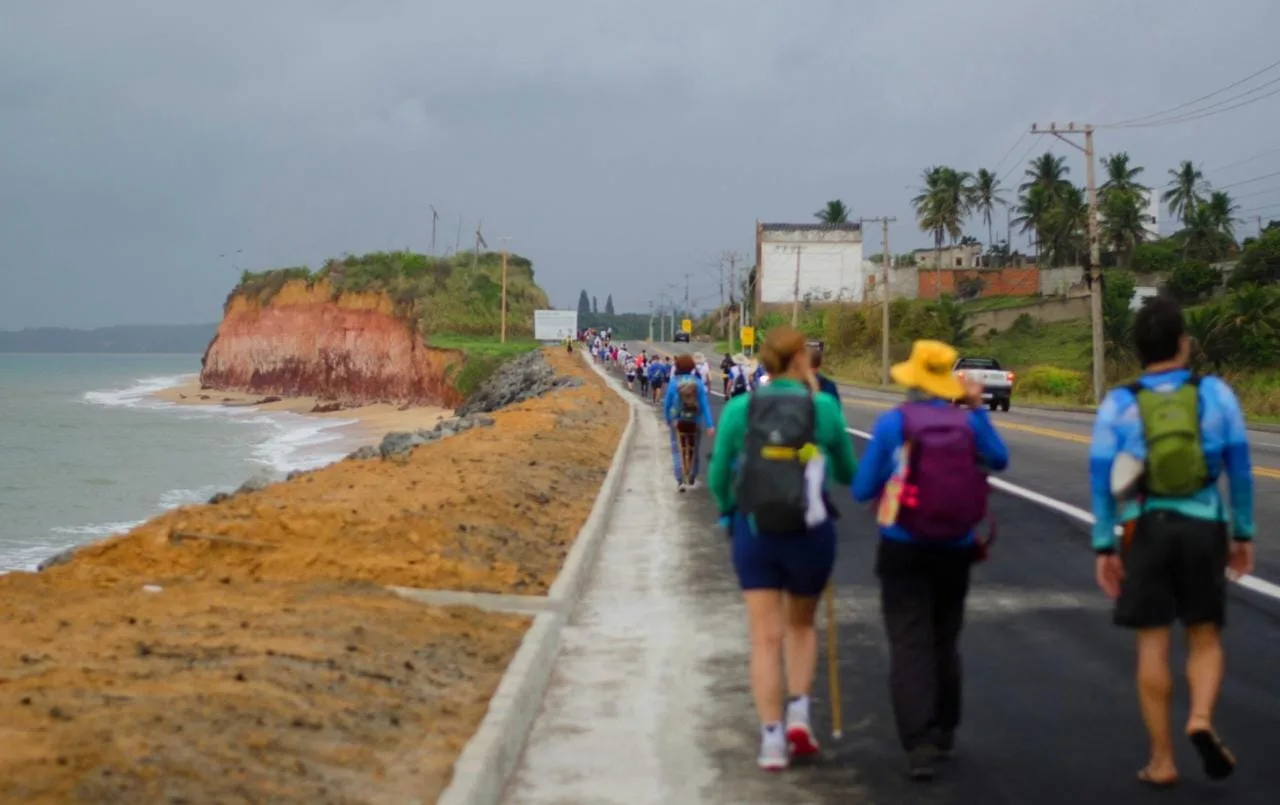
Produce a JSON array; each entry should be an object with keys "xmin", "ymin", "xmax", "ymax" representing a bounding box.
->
[{"xmin": 0, "ymin": 354, "xmax": 360, "ymax": 572}]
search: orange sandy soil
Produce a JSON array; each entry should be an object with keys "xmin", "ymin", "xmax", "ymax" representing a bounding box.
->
[{"xmin": 0, "ymin": 348, "xmax": 624, "ymax": 804}]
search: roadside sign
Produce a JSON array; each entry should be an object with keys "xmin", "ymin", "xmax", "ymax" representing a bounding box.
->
[
  {"xmin": 741, "ymin": 326, "xmax": 755, "ymax": 347},
  {"xmin": 681, "ymin": 319, "xmax": 693, "ymax": 334},
  {"xmin": 533, "ymin": 309, "xmax": 578, "ymax": 341}
]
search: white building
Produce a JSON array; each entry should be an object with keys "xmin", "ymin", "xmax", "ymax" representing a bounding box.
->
[
  {"xmin": 1144, "ymin": 195, "xmax": 1161, "ymax": 241},
  {"xmin": 755, "ymin": 222, "xmax": 865, "ymax": 308}
]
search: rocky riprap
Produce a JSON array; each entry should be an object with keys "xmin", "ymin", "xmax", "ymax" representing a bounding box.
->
[
  {"xmin": 453, "ymin": 349, "xmax": 582, "ymax": 418},
  {"xmin": 372, "ymin": 414, "xmax": 497, "ymax": 459}
]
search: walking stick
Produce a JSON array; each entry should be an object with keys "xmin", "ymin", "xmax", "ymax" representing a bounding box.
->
[{"xmin": 825, "ymin": 581, "xmax": 843, "ymax": 738}]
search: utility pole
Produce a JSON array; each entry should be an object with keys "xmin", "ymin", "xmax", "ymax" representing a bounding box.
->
[
  {"xmin": 791, "ymin": 245, "xmax": 803, "ymax": 326},
  {"xmin": 430, "ymin": 205, "xmax": 439, "ymax": 255},
  {"xmin": 1031, "ymin": 122, "xmax": 1104, "ymax": 404},
  {"xmin": 724, "ymin": 251, "xmax": 740, "ymax": 353},
  {"xmin": 861, "ymin": 217, "xmax": 897, "ymax": 385},
  {"xmin": 498, "ymin": 237, "xmax": 511, "ymax": 343},
  {"xmin": 684, "ymin": 272, "xmax": 692, "ymax": 324},
  {"xmin": 648, "ymin": 301, "xmax": 654, "ymax": 342}
]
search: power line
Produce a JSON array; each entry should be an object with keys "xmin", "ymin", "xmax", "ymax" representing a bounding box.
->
[
  {"xmin": 1231, "ymin": 184, "xmax": 1280, "ymax": 201},
  {"xmin": 1221, "ymin": 170, "xmax": 1280, "ymax": 190},
  {"xmin": 989, "ymin": 131, "xmax": 1028, "ymax": 177},
  {"xmin": 1099, "ymin": 57, "xmax": 1280, "ymax": 128},
  {"xmin": 1104, "ymin": 83, "xmax": 1280, "ymax": 129},
  {"xmin": 1206, "ymin": 145, "xmax": 1280, "ymax": 175},
  {"xmin": 998, "ymin": 137, "xmax": 1042, "ymax": 186}
]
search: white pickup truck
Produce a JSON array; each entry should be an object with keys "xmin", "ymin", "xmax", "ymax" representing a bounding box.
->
[{"xmin": 954, "ymin": 356, "xmax": 1015, "ymax": 412}]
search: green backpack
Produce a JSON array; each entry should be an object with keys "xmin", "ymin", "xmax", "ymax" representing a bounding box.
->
[{"xmin": 1128, "ymin": 376, "xmax": 1209, "ymax": 497}]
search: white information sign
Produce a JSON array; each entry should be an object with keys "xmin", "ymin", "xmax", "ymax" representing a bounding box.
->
[{"xmin": 534, "ymin": 309, "xmax": 579, "ymax": 341}]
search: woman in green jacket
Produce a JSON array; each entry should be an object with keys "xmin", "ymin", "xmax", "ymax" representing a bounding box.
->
[{"xmin": 707, "ymin": 326, "xmax": 858, "ymax": 771}]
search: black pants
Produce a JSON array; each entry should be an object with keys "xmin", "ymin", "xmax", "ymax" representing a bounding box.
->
[
  {"xmin": 876, "ymin": 540, "xmax": 973, "ymax": 752},
  {"xmin": 1115, "ymin": 510, "xmax": 1228, "ymax": 629}
]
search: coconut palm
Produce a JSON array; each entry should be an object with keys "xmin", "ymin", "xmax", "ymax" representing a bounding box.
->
[
  {"xmin": 1100, "ymin": 152, "xmax": 1149, "ymax": 201},
  {"xmin": 1204, "ymin": 190, "xmax": 1239, "ymax": 243},
  {"xmin": 1020, "ymin": 153, "xmax": 1071, "ymax": 195},
  {"xmin": 1163, "ymin": 160, "xmax": 1208, "ymax": 228},
  {"xmin": 1184, "ymin": 303, "xmax": 1231, "ymax": 372},
  {"xmin": 1039, "ymin": 185, "xmax": 1089, "ymax": 266},
  {"xmin": 1101, "ymin": 189, "xmax": 1151, "ymax": 268},
  {"xmin": 970, "ymin": 168, "xmax": 1008, "ymax": 248},
  {"xmin": 814, "ymin": 199, "xmax": 851, "ymax": 224},
  {"xmin": 913, "ymin": 166, "xmax": 974, "ymax": 291},
  {"xmin": 1013, "ymin": 183, "xmax": 1054, "ymax": 257}
]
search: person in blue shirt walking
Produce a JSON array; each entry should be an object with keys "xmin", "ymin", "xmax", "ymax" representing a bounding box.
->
[
  {"xmin": 852, "ymin": 339, "xmax": 1009, "ymax": 781},
  {"xmin": 808, "ymin": 341, "xmax": 840, "ymax": 401},
  {"xmin": 663, "ymin": 354, "xmax": 714, "ymax": 491},
  {"xmin": 1089, "ymin": 295, "xmax": 1254, "ymax": 788}
]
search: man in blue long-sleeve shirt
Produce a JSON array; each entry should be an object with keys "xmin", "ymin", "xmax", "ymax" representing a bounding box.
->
[
  {"xmin": 851, "ymin": 340, "xmax": 1009, "ymax": 781},
  {"xmin": 1089, "ymin": 295, "xmax": 1254, "ymax": 787},
  {"xmin": 664, "ymin": 354, "xmax": 715, "ymax": 491}
]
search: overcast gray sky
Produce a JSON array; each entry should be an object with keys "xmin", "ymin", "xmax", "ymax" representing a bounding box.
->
[{"xmin": 2, "ymin": 0, "xmax": 1278, "ymax": 327}]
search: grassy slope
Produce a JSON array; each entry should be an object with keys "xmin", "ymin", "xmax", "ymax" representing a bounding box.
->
[{"xmin": 232, "ymin": 251, "xmax": 547, "ymax": 395}]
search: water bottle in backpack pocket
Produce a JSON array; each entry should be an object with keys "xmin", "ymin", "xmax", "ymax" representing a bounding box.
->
[
  {"xmin": 892, "ymin": 403, "xmax": 989, "ymax": 541},
  {"xmin": 734, "ymin": 392, "xmax": 819, "ymax": 533}
]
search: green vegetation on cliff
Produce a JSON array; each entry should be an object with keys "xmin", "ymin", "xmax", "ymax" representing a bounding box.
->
[
  {"xmin": 231, "ymin": 251, "xmax": 549, "ymax": 394},
  {"xmin": 233, "ymin": 250, "xmax": 550, "ymax": 339}
]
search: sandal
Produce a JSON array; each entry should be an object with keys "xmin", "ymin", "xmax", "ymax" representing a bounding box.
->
[
  {"xmin": 1189, "ymin": 729, "xmax": 1236, "ymax": 781},
  {"xmin": 1136, "ymin": 766, "xmax": 1179, "ymax": 788}
]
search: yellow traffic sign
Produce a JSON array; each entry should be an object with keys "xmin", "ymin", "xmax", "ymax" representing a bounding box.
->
[
  {"xmin": 681, "ymin": 319, "xmax": 693, "ymax": 334},
  {"xmin": 740, "ymin": 326, "xmax": 755, "ymax": 347}
]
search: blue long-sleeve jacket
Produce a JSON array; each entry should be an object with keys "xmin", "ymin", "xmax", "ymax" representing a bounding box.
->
[
  {"xmin": 1088, "ymin": 369, "xmax": 1255, "ymax": 551},
  {"xmin": 852, "ymin": 400, "xmax": 1009, "ymax": 544},
  {"xmin": 664, "ymin": 374, "xmax": 715, "ymax": 429}
]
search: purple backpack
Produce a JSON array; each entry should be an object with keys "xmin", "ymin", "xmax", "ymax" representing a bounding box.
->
[{"xmin": 894, "ymin": 402, "xmax": 989, "ymax": 541}]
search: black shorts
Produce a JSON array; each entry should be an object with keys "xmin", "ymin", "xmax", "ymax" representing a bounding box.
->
[{"xmin": 1114, "ymin": 510, "xmax": 1228, "ymax": 630}]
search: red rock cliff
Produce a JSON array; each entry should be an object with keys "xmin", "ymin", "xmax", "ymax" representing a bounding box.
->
[{"xmin": 200, "ymin": 280, "xmax": 463, "ymax": 407}]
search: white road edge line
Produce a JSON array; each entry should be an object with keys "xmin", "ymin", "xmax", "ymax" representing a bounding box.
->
[{"xmin": 700, "ymin": 385, "xmax": 1280, "ymax": 604}]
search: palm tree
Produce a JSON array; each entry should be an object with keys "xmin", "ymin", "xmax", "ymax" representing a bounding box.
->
[
  {"xmin": 1101, "ymin": 189, "xmax": 1151, "ymax": 268},
  {"xmin": 1182, "ymin": 203, "xmax": 1224, "ymax": 262},
  {"xmin": 1039, "ymin": 185, "xmax": 1089, "ymax": 266},
  {"xmin": 913, "ymin": 166, "xmax": 974, "ymax": 294},
  {"xmin": 1100, "ymin": 152, "xmax": 1148, "ymax": 201},
  {"xmin": 1163, "ymin": 160, "xmax": 1208, "ymax": 228},
  {"xmin": 1204, "ymin": 190, "xmax": 1239, "ymax": 244},
  {"xmin": 970, "ymin": 168, "xmax": 1008, "ymax": 248},
  {"xmin": 814, "ymin": 200, "xmax": 850, "ymax": 224},
  {"xmin": 1020, "ymin": 153, "xmax": 1071, "ymax": 195},
  {"xmin": 1184, "ymin": 303, "xmax": 1231, "ymax": 372},
  {"xmin": 1013, "ymin": 183, "xmax": 1053, "ymax": 257}
]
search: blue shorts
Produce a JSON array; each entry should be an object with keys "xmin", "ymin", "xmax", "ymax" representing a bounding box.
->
[{"xmin": 730, "ymin": 514, "xmax": 837, "ymax": 597}]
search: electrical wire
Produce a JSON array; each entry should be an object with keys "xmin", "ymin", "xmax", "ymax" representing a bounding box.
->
[
  {"xmin": 1098, "ymin": 57, "xmax": 1280, "ymax": 127},
  {"xmin": 998, "ymin": 137, "xmax": 1042, "ymax": 187},
  {"xmin": 1205, "ymin": 145, "xmax": 1280, "ymax": 175},
  {"xmin": 1220, "ymin": 170, "xmax": 1280, "ymax": 190},
  {"xmin": 1103, "ymin": 82, "xmax": 1280, "ymax": 129},
  {"xmin": 989, "ymin": 131, "xmax": 1028, "ymax": 178}
]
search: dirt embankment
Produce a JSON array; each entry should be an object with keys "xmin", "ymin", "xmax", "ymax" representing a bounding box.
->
[
  {"xmin": 200, "ymin": 280, "xmax": 464, "ymax": 407},
  {"xmin": 0, "ymin": 348, "xmax": 623, "ymax": 805}
]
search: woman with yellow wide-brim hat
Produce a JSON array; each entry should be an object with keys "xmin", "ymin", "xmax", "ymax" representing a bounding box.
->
[{"xmin": 851, "ymin": 339, "xmax": 1011, "ymax": 780}]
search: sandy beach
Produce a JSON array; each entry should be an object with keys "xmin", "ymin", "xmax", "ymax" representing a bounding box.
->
[{"xmin": 153, "ymin": 379, "xmax": 452, "ymax": 445}]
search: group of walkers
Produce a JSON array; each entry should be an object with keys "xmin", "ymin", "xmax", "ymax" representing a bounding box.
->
[{"xmin": 588, "ymin": 293, "xmax": 1256, "ymax": 788}]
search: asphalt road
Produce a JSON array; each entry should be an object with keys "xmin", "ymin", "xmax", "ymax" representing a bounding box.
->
[
  {"xmin": 600, "ymin": 355, "xmax": 1280, "ymax": 804},
  {"xmin": 646, "ymin": 342, "xmax": 1280, "ymax": 583}
]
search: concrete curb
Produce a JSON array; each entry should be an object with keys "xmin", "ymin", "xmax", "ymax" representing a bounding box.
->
[{"xmin": 433, "ymin": 349, "xmax": 639, "ymax": 805}]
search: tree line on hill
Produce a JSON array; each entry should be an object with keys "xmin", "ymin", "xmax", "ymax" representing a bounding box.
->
[{"xmin": 575, "ymin": 289, "xmax": 649, "ymax": 339}]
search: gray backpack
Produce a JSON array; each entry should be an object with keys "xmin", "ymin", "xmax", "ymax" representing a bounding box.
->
[{"xmin": 734, "ymin": 390, "xmax": 818, "ymax": 533}]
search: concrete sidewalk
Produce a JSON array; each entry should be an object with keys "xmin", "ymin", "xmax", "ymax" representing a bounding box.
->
[{"xmin": 502, "ymin": 407, "xmax": 730, "ymax": 804}]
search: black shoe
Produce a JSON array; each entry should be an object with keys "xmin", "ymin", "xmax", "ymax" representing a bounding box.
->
[{"xmin": 907, "ymin": 746, "xmax": 937, "ymax": 781}]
